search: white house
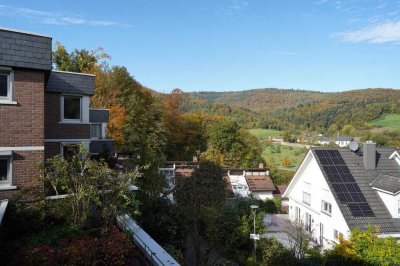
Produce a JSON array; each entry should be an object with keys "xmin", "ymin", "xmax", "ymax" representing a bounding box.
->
[
  {"xmin": 283, "ymin": 142, "xmax": 400, "ymax": 249},
  {"xmin": 317, "ymin": 137, "xmax": 354, "ymax": 147},
  {"xmin": 227, "ymin": 167, "xmax": 275, "ymax": 200}
]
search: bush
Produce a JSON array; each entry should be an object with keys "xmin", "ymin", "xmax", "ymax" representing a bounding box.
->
[
  {"xmin": 259, "ymin": 199, "xmax": 278, "ymax": 213},
  {"xmin": 9, "ymin": 226, "xmax": 140, "ymax": 266}
]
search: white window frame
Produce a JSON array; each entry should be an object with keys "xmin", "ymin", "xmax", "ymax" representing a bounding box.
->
[
  {"xmin": 0, "ymin": 70, "xmax": 14, "ymax": 104},
  {"xmin": 61, "ymin": 94, "xmax": 82, "ymax": 123},
  {"xmin": 303, "ymin": 191, "xmax": 311, "ymax": 205},
  {"xmin": 0, "ymin": 156, "xmax": 13, "ymax": 188},
  {"xmin": 90, "ymin": 123, "xmax": 102, "ymax": 139},
  {"xmin": 321, "ymin": 200, "xmax": 332, "ymax": 215}
]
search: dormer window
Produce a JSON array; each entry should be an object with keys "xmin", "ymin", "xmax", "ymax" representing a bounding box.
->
[
  {"xmin": 0, "ymin": 69, "xmax": 13, "ymax": 103},
  {"xmin": 61, "ymin": 95, "xmax": 82, "ymax": 122}
]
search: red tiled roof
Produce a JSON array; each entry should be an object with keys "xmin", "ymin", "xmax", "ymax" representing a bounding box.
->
[
  {"xmin": 245, "ymin": 175, "xmax": 275, "ymax": 191},
  {"xmin": 273, "ymin": 185, "xmax": 288, "ymax": 197}
]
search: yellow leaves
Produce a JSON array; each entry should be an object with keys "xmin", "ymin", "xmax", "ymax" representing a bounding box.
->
[
  {"xmin": 108, "ymin": 104, "xmax": 127, "ymax": 143},
  {"xmin": 201, "ymin": 145, "xmax": 225, "ymax": 166},
  {"xmin": 281, "ymin": 157, "xmax": 292, "ymax": 167}
]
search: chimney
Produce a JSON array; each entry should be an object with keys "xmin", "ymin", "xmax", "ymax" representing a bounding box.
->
[
  {"xmin": 363, "ymin": 141, "xmax": 376, "ymax": 170},
  {"xmin": 259, "ymin": 162, "xmax": 264, "ymax": 169}
]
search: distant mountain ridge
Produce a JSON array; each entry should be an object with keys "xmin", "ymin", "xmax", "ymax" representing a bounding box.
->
[
  {"xmin": 186, "ymin": 88, "xmax": 400, "ymax": 113},
  {"xmin": 178, "ymin": 88, "xmax": 400, "ymax": 129}
]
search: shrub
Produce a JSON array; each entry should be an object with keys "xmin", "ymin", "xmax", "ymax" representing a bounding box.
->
[{"xmin": 9, "ymin": 226, "xmax": 140, "ymax": 266}]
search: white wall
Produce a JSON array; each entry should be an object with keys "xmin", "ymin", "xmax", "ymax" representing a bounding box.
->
[
  {"xmin": 336, "ymin": 141, "xmax": 350, "ymax": 147},
  {"xmin": 376, "ymin": 190, "xmax": 400, "ymax": 218},
  {"xmin": 253, "ymin": 191, "xmax": 273, "ymax": 200},
  {"xmin": 286, "ymin": 151, "xmax": 350, "ymax": 248}
]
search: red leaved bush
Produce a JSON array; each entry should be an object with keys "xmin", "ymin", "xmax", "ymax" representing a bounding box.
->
[{"xmin": 10, "ymin": 226, "xmax": 140, "ymax": 266}]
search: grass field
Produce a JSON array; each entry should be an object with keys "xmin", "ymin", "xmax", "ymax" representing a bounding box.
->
[
  {"xmin": 369, "ymin": 114, "xmax": 400, "ymax": 130},
  {"xmin": 248, "ymin": 129, "xmax": 307, "ymax": 171},
  {"xmin": 247, "ymin": 129, "xmax": 283, "ymax": 139},
  {"xmin": 260, "ymin": 143, "xmax": 307, "ymax": 171}
]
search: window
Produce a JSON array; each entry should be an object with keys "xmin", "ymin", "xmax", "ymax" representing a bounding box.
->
[
  {"xmin": 305, "ymin": 212, "xmax": 312, "ymax": 233},
  {"xmin": 334, "ymin": 229, "xmax": 340, "ymax": 240},
  {"xmin": 0, "ymin": 70, "xmax": 13, "ymax": 102},
  {"xmin": 320, "ymin": 223, "xmax": 324, "ymax": 246},
  {"xmin": 295, "ymin": 206, "xmax": 301, "ymax": 223},
  {"xmin": 303, "ymin": 192, "xmax": 311, "ymax": 205},
  {"xmin": 62, "ymin": 95, "xmax": 81, "ymax": 121},
  {"xmin": 90, "ymin": 124, "xmax": 102, "ymax": 139},
  {"xmin": 322, "ymin": 201, "xmax": 332, "ymax": 215},
  {"xmin": 0, "ymin": 157, "xmax": 11, "ymax": 186}
]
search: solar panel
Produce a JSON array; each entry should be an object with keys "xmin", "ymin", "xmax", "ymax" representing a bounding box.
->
[{"xmin": 315, "ymin": 149, "xmax": 374, "ymax": 217}]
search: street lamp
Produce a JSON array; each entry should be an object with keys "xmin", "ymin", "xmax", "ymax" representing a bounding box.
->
[{"xmin": 250, "ymin": 204, "xmax": 259, "ymax": 263}]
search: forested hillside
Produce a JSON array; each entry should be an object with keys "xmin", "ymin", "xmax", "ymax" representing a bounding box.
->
[{"xmin": 179, "ymin": 88, "xmax": 400, "ymax": 131}]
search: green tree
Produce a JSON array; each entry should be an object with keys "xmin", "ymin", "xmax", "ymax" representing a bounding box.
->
[
  {"xmin": 328, "ymin": 227, "xmax": 400, "ymax": 266},
  {"xmin": 203, "ymin": 119, "xmax": 263, "ymax": 168},
  {"xmin": 39, "ymin": 145, "xmax": 138, "ymax": 227},
  {"xmin": 53, "ymin": 41, "xmax": 110, "ymax": 74}
]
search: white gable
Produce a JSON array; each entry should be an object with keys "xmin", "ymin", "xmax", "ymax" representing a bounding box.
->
[
  {"xmin": 389, "ymin": 151, "xmax": 400, "ymax": 166},
  {"xmin": 284, "ymin": 150, "xmax": 350, "ymax": 247}
]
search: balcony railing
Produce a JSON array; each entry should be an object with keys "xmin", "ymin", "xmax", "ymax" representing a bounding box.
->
[{"xmin": 90, "ymin": 139, "xmax": 114, "ymax": 154}]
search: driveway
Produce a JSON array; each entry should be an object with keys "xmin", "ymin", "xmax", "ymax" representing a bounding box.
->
[{"xmin": 262, "ymin": 214, "xmax": 295, "ymax": 249}]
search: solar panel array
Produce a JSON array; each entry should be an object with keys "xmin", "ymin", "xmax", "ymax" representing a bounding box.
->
[{"xmin": 315, "ymin": 150, "xmax": 374, "ymax": 217}]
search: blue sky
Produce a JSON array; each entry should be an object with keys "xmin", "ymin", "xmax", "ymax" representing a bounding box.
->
[{"xmin": 1, "ymin": 0, "xmax": 400, "ymax": 92}]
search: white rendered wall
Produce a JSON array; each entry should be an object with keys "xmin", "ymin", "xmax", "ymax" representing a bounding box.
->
[
  {"xmin": 253, "ymin": 191, "xmax": 273, "ymax": 200},
  {"xmin": 376, "ymin": 190, "xmax": 400, "ymax": 218},
  {"xmin": 286, "ymin": 151, "xmax": 350, "ymax": 248}
]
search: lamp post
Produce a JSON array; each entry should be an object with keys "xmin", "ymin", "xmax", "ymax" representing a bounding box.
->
[{"xmin": 250, "ymin": 204, "xmax": 259, "ymax": 263}]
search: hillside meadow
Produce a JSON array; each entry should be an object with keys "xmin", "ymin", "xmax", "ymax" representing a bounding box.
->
[{"xmin": 369, "ymin": 114, "xmax": 400, "ymax": 130}]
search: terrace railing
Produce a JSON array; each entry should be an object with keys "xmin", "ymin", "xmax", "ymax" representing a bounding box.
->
[{"xmin": 116, "ymin": 214, "xmax": 180, "ymax": 266}]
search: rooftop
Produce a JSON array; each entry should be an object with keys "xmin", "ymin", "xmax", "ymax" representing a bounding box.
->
[
  {"xmin": 46, "ymin": 70, "xmax": 95, "ymax": 95},
  {"xmin": 245, "ymin": 175, "xmax": 275, "ymax": 191},
  {"xmin": 0, "ymin": 27, "xmax": 52, "ymax": 70},
  {"xmin": 312, "ymin": 147, "xmax": 400, "ymax": 233}
]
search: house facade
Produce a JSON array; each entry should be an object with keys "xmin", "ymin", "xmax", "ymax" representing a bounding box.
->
[
  {"xmin": 283, "ymin": 142, "xmax": 400, "ymax": 248},
  {"xmin": 227, "ymin": 167, "xmax": 275, "ymax": 200},
  {"xmin": 0, "ymin": 27, "xmax": 113, "ymax": 200}
]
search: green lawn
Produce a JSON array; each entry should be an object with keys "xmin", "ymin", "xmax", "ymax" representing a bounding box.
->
[
  {"xmin": 369, "ymin": 114, "xmax": 400, "ymax": 130},
  {"xmin": 247, "ymin": 128, "xmax": 283, "ymax": 139},
  {"xmin": 248, "ymin": 129, "xmax": 307, "ymax": 171},
  {"xmin": 260, "ymin": 143, "xmax": 307, "ymax": 171}
]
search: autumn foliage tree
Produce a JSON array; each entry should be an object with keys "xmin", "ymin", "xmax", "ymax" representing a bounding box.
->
[{"xmin": 162, "ymin": 89, "xmax": 207, "ymax": 160}]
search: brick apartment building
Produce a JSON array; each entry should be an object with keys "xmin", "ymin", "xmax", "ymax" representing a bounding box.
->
[{"xmin": 0, "ymin": 27, "xmax": 113, "ymax": 200}]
